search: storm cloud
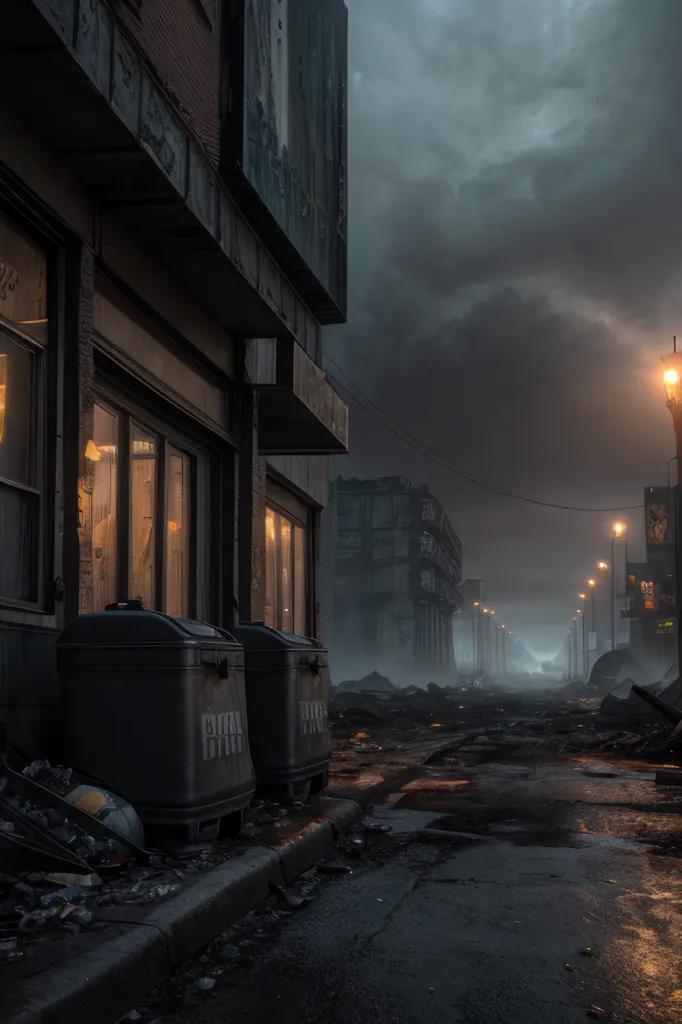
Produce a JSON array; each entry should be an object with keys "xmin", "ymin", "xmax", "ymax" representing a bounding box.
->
[{"xmin": 328, "ymin": 0, "xmax": 682, "ymax": 652}]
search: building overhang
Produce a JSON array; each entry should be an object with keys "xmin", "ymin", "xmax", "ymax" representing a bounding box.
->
[
  {"xmin": 247, "ymin": 338, "xmax": 348, "ymax": 455},
  {"xmin": 0, "ymin": 0, "xmax": 322, "ymax": 349}
]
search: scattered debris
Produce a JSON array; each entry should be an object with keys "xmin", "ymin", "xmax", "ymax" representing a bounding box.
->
[
  {"xmin": 317, "ymin": 859, "xmax": 353, "ymax": 875},
  {"xmin": 194, "ymin": 977, "xmax": 216, "ymax": 991},
  {"xmin": 269, "ymin": 882, "xmax": 309, "ymax": 910},
  {"xmin": 363, "ymin": 820, "xmax": 392, "ymax": 834}
]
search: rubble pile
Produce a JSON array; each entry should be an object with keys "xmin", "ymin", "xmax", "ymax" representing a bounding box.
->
[
  {"xmin": 0, "ymin": 751, "xmax": 346, "ymax": 969},
  {"xmin": 331, "ymin": 671, "xmax": 682, "ymax": 770},
  {"xmin": 331, "ymin": 674, "xmax": 515, "ymax": 740}
]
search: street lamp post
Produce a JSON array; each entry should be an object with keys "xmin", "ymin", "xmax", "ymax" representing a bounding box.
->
[
  {"xmin": 595, "ymin": 561, "xmax": 608, "ymax": 654},
  {"xmin": 482, "ymin": 609, "xmax": 490, "ymax": 676},
  {"xmin": 586, "ymin": 579, "xmax": 597, "ymax": 671},
  {"xmin": 586, "ymin": 580, "xmax": 596, "ymax": 631},
  {"xmin": 611, "ymin": 522, "xmax": 627, "ymax": 650},
  {"xmin": 578, "ymin": 595, "xmax": 587, "ymax": 679},
  {"xmin": 661, "ymin": 347, "xmax": 682, "ymax": 671},
  {"xmin": 472, "ymin": 602, "xmax": 480, "ymax": 676}
]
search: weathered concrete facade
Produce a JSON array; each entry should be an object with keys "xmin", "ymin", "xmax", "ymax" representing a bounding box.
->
[{"xmin": 0, "ymin": 0, "xmax": 348, "ymax": 759}]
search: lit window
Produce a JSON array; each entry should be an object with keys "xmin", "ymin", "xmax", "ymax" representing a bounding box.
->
[
  {"xmin": 78, "ymin": 403, "xmax": 197, "ymax": 617},
  {"xmin": 264, "ymin": 503, "xmax": 308, "ymax": 634},
  {"xmin": 79, "ymin": 403, "xmax": 118, "ymax": 613},
  {"xmin": 640, "ymin": 580, "xmax": 658, "ymax": 612},
  {"xmin": 166, "ymin": 449, "xmax": 190, "ymax": 618},
  {"xmin": 0, "ymin": 213, "xmax": 47, "ymax": 344},
  {"xmin": 130, "ymin": 425, "xmax": 157, "ymax": 609}
]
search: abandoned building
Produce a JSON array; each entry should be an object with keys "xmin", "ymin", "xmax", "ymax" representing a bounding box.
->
[{"xmin": 332, "ymin": 476, "xmax": 463, "ymax": 684}]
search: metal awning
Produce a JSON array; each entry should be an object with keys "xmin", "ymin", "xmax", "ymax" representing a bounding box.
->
[{"xmin": 247, "ymin": 338, "xmax": 348, "ymax": 454}]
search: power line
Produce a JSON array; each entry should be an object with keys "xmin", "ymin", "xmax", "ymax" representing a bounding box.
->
[{"xmin": 325, "ymin": 356, "xmax": 644, "ymax": 513}]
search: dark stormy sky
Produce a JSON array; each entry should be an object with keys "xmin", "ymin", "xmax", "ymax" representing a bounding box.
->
[{"xmin": 327, "ymin": 0, "xmax": 682, "ymax": 658}]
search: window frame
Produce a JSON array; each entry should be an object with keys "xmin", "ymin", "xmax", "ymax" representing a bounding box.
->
[
  {"xmin": 0, "ymin": 206, "xmax": 61, "ymax": 617},
  {"xmin": 85, "ymin": 385, "xmax": 208, "ymax": 619},
  {"xmin": 264, "ymin": 493, "xmax": 312, "ymax": 637}
]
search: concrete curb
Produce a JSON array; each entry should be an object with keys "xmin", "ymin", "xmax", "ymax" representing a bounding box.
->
[{"xmin": 4, "ymin": 797, "xmax": 362, "ymax": 1024}]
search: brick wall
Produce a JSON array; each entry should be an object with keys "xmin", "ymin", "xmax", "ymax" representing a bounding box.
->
[{"xmin": 113, "ymin": 0, "xmax": 221, "ymax": 163}]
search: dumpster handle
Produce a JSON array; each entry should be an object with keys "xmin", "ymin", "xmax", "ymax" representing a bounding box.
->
[{"xmin": 210, "ymin": 625, "xmax": 237, "ymax": 641}]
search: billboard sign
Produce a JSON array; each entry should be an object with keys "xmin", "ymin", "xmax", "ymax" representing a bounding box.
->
[
  {"xmin": 645, "ymin": 487, "xmax": 673, "ymax": 547},
  {"xmin": 223, "ymin": 0, "xmax": 348, "ymax": 323}
]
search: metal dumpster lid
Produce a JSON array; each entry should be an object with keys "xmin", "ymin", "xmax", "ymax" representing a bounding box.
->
[
  {"xmin": 57, "ymin": 604, "xmax": 241, "ymax": 648},
  {"xmin": 231, "ymin": 623, "xmax": 324, "ymax": 651}
]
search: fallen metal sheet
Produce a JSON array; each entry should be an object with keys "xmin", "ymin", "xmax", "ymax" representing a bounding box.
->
[
  {"xmin": 2, "ymin": 764, "xmax": 149, "ymax": 863},
  {"xmin": 0, "ymin": 796, "xmax": 96, "ymax": 866},
  {"xmin": 631, "ymin": 685, "xmax": 682, "ymax": 739},
  {"xmin": 0, "ymin": 827, "xmax": 91, "ymax": 874}
]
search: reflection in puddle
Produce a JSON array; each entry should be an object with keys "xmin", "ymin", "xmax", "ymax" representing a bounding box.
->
[{"xmin": 402, "ymin": 778, "xmax": 470, "ymax": 792}]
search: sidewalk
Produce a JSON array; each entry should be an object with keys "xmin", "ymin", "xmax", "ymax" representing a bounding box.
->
[{"xmin": 2, "ymin": 798, "xmax": 360, "ymax": 1024}]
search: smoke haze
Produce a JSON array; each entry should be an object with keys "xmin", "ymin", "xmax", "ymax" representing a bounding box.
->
[{"xmin": 329, "ymin": 0, "xmax": 682, "ymax": 654}]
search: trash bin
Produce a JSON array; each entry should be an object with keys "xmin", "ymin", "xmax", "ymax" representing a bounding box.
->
[
  {"xmin": 57, "ymin": 603, "xmax": 256, "ymax": 840},
  {"xmin": 231, "ymin": 624, "xmax": 332, "ymax": 799}
]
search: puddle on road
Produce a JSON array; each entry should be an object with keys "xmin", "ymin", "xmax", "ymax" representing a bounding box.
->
[
  {"xmin": 372, "ymin": 754, "xmax": 682, "ymax": 855},
  {"xmin": 402, "ymin": 778, "xmax": 470, "ymax": 792}
]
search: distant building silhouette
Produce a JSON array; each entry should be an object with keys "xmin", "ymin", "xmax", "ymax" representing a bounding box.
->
[{"xmin": 332, "ymin": 476, "xmax": 462, "ymax": 684}]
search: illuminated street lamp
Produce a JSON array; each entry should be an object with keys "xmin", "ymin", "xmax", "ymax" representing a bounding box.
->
[
  {"xmin": 610, "ymin": 521, "xmax": 629, "ymax": 650},
  {"xmin": 661, "ymin": 342, "xmax": 682, "ymax": 668},
  {"xmin": 585, "ymin": 577, "xmax": 598, "ymax": 644}
]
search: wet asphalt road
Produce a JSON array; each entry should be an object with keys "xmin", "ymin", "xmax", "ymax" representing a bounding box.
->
[{"xmin": 139, "ymin": 754, "xmax": 682, "ymax": 1024}]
